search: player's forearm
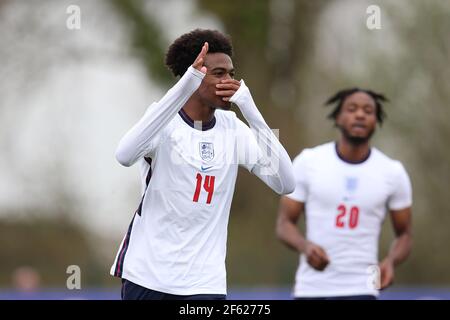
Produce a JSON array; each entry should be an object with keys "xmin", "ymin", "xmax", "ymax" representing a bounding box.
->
[
  {"xmin": 276, "ymin": 219, "xmax": 308, "ymax": 253},
  {"xmin": 230, "ymin": 81, "xmax": 295, "ymax": 194},
  {"xmin": 115, "ymin": 67, "xmax": 205, "ymax": 167},
  {"xmin": 385, "ymin": 232, "xmax": 412, "ymax": 267}
]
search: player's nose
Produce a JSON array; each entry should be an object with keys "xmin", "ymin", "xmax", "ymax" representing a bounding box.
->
[
  {"xmin": 224, "ymin": 72, "xmax": 233, "ymax": 80},
  {"xmin": 355, "ymin": 107, "xmax": 366, "ymax": 119}
]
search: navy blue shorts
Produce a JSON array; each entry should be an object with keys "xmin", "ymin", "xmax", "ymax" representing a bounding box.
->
[
  {"xmin": 121, "ymin": 279, "xmax": 226, "ymax": 300},
  {"xmin": 295, "ymin": 295, "xmax": 377, "ymax": 300}
]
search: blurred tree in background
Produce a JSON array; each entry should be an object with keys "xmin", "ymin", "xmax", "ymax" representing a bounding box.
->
[
  {"xmin": 377, "ymin": 1, "xmax": 450, "ymax": 284},
  {"xmin": 110, "ymin": 0, "xmax": 172, "ymax": 85}
]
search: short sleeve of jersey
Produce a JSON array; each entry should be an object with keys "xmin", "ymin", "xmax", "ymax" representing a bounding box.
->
[
  {"xmin": 286, "ymin": 150, "xmax": 310, "ymax": 202},
  {"xmin": 387, "ymin": 162, "xmax": 413, "ymax": 210},
  {"xmin": 236, "ymin": 118, "xmax": 263, "ymax": 172}
]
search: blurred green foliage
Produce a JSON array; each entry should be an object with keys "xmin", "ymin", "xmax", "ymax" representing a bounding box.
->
[{"xmin": 110, "ymin": 0, "xmax": 173, "ymax": 85}]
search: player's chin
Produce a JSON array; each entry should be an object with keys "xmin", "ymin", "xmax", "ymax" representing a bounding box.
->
[
  {"xmin": 215, "ymin": 100, "xmax": 232, "ymax": 110},
  {"xmin": 351, "ymin": 132, "xmax": 368, "ymax": 139},
  {"xmin": 346, "ymin": 133, "xmax": 371, "ymax": 145},
  {"xmin": 347, "ymin": 127, "xmax": 371, "ymax": 139}
]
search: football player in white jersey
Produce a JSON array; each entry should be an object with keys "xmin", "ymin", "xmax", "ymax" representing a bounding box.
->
[
  {"xmin": 111, "ymin": 29, "xmax": 295, "ymax": 300},
  {"xmin": 277, "ymin": 88, "xmax": 412, "ymax": 300}
]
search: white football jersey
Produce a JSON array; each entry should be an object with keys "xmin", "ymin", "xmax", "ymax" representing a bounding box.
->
[
  {"xmin": 110, "ymin": 67, "xmax": 295, "ymax": 295},
  {"xmin": 287, "ymin": 142, "xmax": 412, "ymax": 297},
  {"xmin": 111, "ymin": 109, "xmax": 262, "ymax": 295}
]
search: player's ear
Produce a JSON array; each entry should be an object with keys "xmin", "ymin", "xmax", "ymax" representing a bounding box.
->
[{"xmin": 333, "ymin": 115, "xmax": 340, "ymax": 128}]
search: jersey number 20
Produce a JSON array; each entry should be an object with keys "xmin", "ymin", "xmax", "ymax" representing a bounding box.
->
[
  {"xmin": 193, "ymin": 173, "xmax": 215, "ymax": 204},
  {"xmin": 336, "ymin": 204, "xmax": 359, "ymax": 229}
]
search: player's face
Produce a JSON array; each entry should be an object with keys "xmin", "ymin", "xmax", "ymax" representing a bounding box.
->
[
  {"xmin": 198, "ymin": 53, "xmax": 235, "ymax": 110},
  {"xmin": 336, "ymin": 92, "xmax": 377, "ymax": 144}
]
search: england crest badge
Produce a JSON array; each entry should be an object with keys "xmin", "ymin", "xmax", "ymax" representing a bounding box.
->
[
  {"xmin": 345, "ymin": 176, "xmax": 358, "ymax": 193},
  {"xmin": 199, "ymin": 142, "xmax": 214, "ymax": 162}
]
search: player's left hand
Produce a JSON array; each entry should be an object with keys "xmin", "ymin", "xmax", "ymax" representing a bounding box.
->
[
  {"xmin": 379, "ymin": 258, "xmax": 395, "ymax": 290},
  {"xmin": 216, "ymin": 79, "xmax": 241, "ymax": 102}
]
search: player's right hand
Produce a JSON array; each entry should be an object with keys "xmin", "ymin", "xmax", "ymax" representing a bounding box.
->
[
  {"xmin": 192, "ymin": 42, "xmax": 208, "ymax": 74},
  {"xmin": 216, "ymin": 79, "xmax": 241, "ymax": 102},
  {"xmin": 305, "ymin": 241, "xmax": 330, "ymax": 271}
]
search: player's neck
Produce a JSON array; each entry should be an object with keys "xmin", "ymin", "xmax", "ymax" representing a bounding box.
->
[
  {"xmin": 182, "ymin": 97, "xmax": 215, "ymax": 123},
  {"xmin": 336, "ymin": 138, "xmax": 371, "ymax": 164}
]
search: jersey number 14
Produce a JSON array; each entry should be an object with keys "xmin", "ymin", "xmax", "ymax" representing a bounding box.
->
[{"xmin": 193, "ymin": 173, "xmax": 215, "ymax": 204}]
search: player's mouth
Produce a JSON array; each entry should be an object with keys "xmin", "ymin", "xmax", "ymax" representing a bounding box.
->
[{"xmin": 350, "ymin": 123, "xmax": 367, "ymax": 134}]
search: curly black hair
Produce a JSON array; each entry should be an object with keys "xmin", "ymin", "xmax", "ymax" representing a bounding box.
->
[
  {"xmin": 165, "ymin": 29, "xmax": 233, "ymax": 77},
  {"xmin": 325, "ymin": 88, "xmax": 388, "ymax": 125}
]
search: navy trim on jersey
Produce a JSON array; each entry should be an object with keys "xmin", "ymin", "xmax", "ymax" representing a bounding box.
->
[
  {"xmin": 136, "ymin": 157, "xmax": 152, "ymax": 216},
  {"xmin": 114, "ymin": 157, "xmax": 153, "ymax": 277},
  {"xmin": 144, "ymin": 157, "xmax": 152, "ymax": 183},
  {"xmin": 178, "ymin": 108, "xmax": 216, "ymax": 131},
  {"xmin": 114, "ymin": 215, "xmax": 135, "ymax": 277},
  {"xmin": 335, "ymin": 141, "xmax": 371, "ymax": 164}
]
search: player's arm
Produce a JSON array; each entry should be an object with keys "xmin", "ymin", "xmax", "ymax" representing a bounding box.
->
[
  {"xmin": 115, "ymin": 43, "xmax": 209, "ymax": 167},
  {"xmin": 227, "ymin": 80, "xmax": 295, "ymax": 195},
  {"xmin": 277, "ymin": 196, "xmax": 329, "ymax": 271},
  {"xmin": 379, "ymin": 207, "xmax": 412, "ymax": 289}
]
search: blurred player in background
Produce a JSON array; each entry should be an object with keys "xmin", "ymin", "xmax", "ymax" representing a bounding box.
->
[
  {"xmin": 111, "ymin": 29, "xmax": 295, "ymax": 300},
  {"xmin": 277, "ymin": 88, "xmax": 412, "ymax": 300}
]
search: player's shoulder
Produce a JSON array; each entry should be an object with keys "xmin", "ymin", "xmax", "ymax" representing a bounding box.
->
[
  {"xmin": 371, "ymin": 147, "xmax": 407, "ymax": 174},
  {"xmin": 292, "ymin": 142, "xmax": 334, "ymax": 166},
  {"xmin": 215, "ymin": 109, "xmax": 244, "ymax": 129},
  {"xmin": 294, "ymin": 142, "xmax": 335, "ymax": 159},
  {"xmin": 215, "ymin": 109, "xmax": 237, "ymax": 120}
]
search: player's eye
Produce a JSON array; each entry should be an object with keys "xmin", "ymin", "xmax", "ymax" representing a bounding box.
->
[{"xmin": 363, "ymin": 106, "xmax": 375, "ymax": 115}]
